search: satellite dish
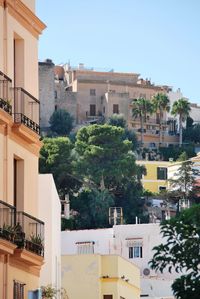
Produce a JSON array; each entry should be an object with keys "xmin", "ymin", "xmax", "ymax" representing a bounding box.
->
[{"xmin": 143, "ymin": 268, "xmax": 150, "ymax": 276}]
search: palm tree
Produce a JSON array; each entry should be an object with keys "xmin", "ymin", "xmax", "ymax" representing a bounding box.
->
[
  {"xmin": 132, "ymin": 98, "xmax": 153, "ymax": 148},
  {"xmin": 171, "ymin": 98, "xmax": 191, "ymax": 146},
  {"xmin": 152, "ymin": 93, "xmax": 170, "ymax": 145}
]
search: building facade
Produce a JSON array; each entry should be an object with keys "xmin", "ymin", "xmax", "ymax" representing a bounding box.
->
[
  {"xmin": 0, "ymin": 0, "xmax": 45, "ymax": 297},
  {"xmin": 62, "ymin": 254, "xmax": 140, "ymax": 299},
  {"xmin": 137, "ymin": 160, "xmax": 170, "ymax": 193},
  {"xmin": 61, "ymin": 224, "xmax": 176, "ymax": 299},
  {"xmin": 39, "ymin": 62, "xmax": 179, "ymax": 147}
]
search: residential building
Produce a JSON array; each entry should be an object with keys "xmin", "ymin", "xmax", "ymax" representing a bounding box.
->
[
  {"xmin": 39, "ymin": 62, "xmax": 179, "ymax": 147},
  {"xmin": 61, "ymin": 224, "xmax": 176, "ymax": 299},
  {"xmin": 137, "ymin": 160, "xmax": 171, "ymax": 193},
  {"xmin": 38, "ymin": 174, "xmax": 61, "ymax": 296},
  {"xmin": 61, "ymin": 254, "xmax": 140, "ymax": 299},
  {"xmin": 0, "ymin": 0, "xmax": 46, "ymax": 297}
]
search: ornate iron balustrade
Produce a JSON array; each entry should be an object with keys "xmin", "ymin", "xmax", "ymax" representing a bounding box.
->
[
  {"xmin": 14, "ymin": 113, "xmax": 40, "ymax": 134},
  {"xmin": 13, "ymin": 87, "xmax": 40, "ymax": 135},
  {"xmin": 15, "ymin": 211, "xmax": 44, "ymax": 257},
  {"xmin": 0, "ymin": 200, "xmax": 16, "ymax": 242},
  {"xmin": 0, "ymin": 71, "xmax": 12, "ymax": 115}
]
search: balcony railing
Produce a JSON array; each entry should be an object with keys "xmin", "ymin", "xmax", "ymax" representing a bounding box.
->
[
  {"xmin": 0, "ymin": 201, "xmax": 44, "ymax": 257},
  {"xmin": 0, "ymin": 71, "xmax": 12, "ymax": 115},
  {"xmin": 15, "ymin": 211, "xmax": 44, "ymax": 257},
  {"xmin": 0, "ymin": 200, "xmax": 16, "ymax": 243},
  {"xmin": 13, "ymin": 87, "xmax": 40, "ymax": 134}
]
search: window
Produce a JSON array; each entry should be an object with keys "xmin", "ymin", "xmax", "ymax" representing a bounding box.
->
[
  {"xmin": 129, "ymin": 246, "xmax": 133, "ymax": 259},
  {"xmin": 90, "ymin": 89, "xmax": 96, "ymax": 96},
  {"xmin": 76, "ymin": 241, "xmax": 94, "ymax": 254},
  {"xmin": 54, "ymin": 90, "xmax": 57, "ymax": 99},
  {"xmin": 127, "ymin": 239, "xmax": 143, "ymax": 258},
  {"xmin": 157, "ymin": 167, "xmax": 167, "ymax": 180},
  {"xmin": 159, "ymin": 186, "xmax": 166, "ymax": 191},
  {"xmin": 103, "ymin": 295, "xmax": 113, "ymax": 299},
  {"xmin": 90, "ymin": 104, "xmax": 96, "ymax": 116},
  {"xmin": 13, "ymin": 281, "xmax": 25, "ymax": 299},
  {"xmin": 55, "ymin": 104, "xmax": 58, "ymax": 111},
  {"xmin": 113, "ymin": 104, "xmax": 119, "ymax": 114},
  {"xmin": 133, "ymin": 245, "xmax": 143, "ymax": 258}
]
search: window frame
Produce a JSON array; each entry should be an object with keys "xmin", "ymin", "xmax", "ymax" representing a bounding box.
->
[
  {"xmin": 90, "ymin": 89, "xmax": 96, "ymax": 96},
  {"xmin": 157, "ymin": 167, "xmax": 167, "ymax": 180},
  {"xmin": 113, "ymin": 104, "xmax": 119, "ymax": 114}
]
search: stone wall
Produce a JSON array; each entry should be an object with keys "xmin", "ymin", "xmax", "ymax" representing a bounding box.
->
[{"xmin": 39, "ymin": 60, "xmax": 55, "ymax": 129}]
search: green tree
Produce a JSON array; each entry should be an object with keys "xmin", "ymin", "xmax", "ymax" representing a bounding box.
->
[
  {"xmin": 152, "ymin": 93, "xmax": 170, "ymax": 144},
  {"xmin": 107, "ymin": 114, "xmax": 126, "ymax": 128},
  {"xmin": 70, "ymin": 188, "xmax": 114, "ymax": 229},
  {"xmin": 183, "ymin": 123, "xmax": 200, "ymax": 144},
  {"xmin": 132, "ymin": 98, "xmax": 153, "ymax": 147},
  {"xmin": 39, "ymin": 137, "xmax": 78, "ymax": 196},
  {"xmin": 149, "ymin": 205, "xmax": 200, "ymax": 299},
  {"xmin": 49, "ymin": 109, "xmax": 74, "ymax": 136},
  {"xmin": 108, "ymin": 114, "xmax": 138, "ymax": 150},
  {"xmin": 171, "ymin": 98, "xmax": 191, "ymax": 146},
  {"xmin": 74, "ymin": 124, "xmax": 138, "ymax": 189},
  {"xmin": 168, "ymin": 152, "xmax": 200, "ymax": 209}
]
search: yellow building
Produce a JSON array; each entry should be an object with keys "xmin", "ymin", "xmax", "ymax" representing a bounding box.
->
[
  {"xmin": 0, "ymin": 0, "xmax": 45, "ymax": 298},
  {"xmin": 137, "ymin": 161, "xmax": 171, "ymax": 193},
  {"xmin": 62, "ymin": 254, "xmax": 140, "ymax": 299}
]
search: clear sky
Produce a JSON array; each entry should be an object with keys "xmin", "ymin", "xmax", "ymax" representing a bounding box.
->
[{"xmin": 36, "ymin": 0, "xmax": 200, "ymax": 103}]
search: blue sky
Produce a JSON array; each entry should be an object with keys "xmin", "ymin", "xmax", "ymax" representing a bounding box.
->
[{"xmin": 36, "ymin": 0, "xmax": 200, "ymax": 102}]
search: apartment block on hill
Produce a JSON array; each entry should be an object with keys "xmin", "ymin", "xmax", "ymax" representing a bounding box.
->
[
  {"xmin": 39, "ymin": 61, "xmax": 181, "ymax": 147},
  {"xmin": 0, "ymin": 0, "xmax": 46, "ymax": 297}
]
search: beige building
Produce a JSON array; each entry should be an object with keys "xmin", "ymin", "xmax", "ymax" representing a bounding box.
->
[
  {"xmin": 0, "ymin": 0, "xmax": 45, "ymax": 298},
  {"xmin": 39, "ymin": 62, "xmax": 179, "ymax": 147},
  {"xmin": 62, "ymin": 254, "xmax": 140, "ymax": 299}
]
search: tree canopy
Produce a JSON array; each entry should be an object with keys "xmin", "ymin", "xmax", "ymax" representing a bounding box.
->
[
  {"xmin": 39, "ymin": 124, "xmax": 146, "ymax": 230},
  {"xmin": 168, "ymin": 152, "xmax": 200, "ymax": 208},
  {"xmin": 149, "ymin": 205, "xmax": 200, "ymax": 299},
  {"xmin": 74, "ymin": 124, "xmax": 138, "ymax": 189},
  {"xmin": 171, "ymin": 98, "xmax": 191, "ymax": 146},
  {"xmin": 107, "ymin": 114, "xmax": 126, "ymax": 128},
  {"xmin": 39, "ymin": 137, "xmax": 78, "ymax": 196},
  {"xmin": 152, "ymin": 93, "xmax": 170, "ymax": 144},
  {"xmin": 49, "ymin": 109, "xmax": 74, "ymax": 136}
]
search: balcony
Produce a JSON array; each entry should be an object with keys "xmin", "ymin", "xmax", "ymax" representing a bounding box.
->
[
  {"xmin": 0, "ymin": 201, "xmax": 44, "ymax": 260},
  {"xmin": 0, "ymin": 71, "xmax": 12, "ymax": 116},
  {"xmin": 15, "ymin": 211, "xmax": 44, "ymax": 258},
  {"xmin": 13, "ymin": 87, "xmax": 40, "ymax": 134},
  {"xmin": 0, "ymin": 200, "xmax": 17, "ymax": 254}
]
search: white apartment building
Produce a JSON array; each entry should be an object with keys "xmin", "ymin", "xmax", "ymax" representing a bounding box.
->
[
  {"xmin": 61, "ymin": 224, "xmax": 177, "ymax": 299},
  {"xmin": 38, "ymin": 174, "xmax": 61, "ymax": 297}
]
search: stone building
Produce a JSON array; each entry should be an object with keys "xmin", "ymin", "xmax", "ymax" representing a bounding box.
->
[{"xmin": 39, "ymin": 62, "xmax": 179, "ymax": 146}]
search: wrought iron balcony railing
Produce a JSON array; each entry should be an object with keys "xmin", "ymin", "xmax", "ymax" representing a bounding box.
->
[
  {"xmin": 0, "ymin": 71, "xmax": 12, "ymax": 115},
  {"xmin": 15, "ymin": 211, "xmax": 44, "ymax": 257},
  {"xmin": 0, "ymin": 200, "xmax": 16, "ymax": 243},
  {"xmin": 13, "ymin": 87, "xmax": 40, "ymax": 135},
  {"xmin": 0, "ymin": 201, "xmax": 44, "ymax": 257}
]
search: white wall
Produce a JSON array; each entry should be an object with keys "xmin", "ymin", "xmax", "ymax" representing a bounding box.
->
[
  {"xmin": 38, "ymin": 174, "xmax": 61, "ymax": 296},
  {"xmin": 61, "ymin": 228, "xmax": 113, "ymax": 255}
]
